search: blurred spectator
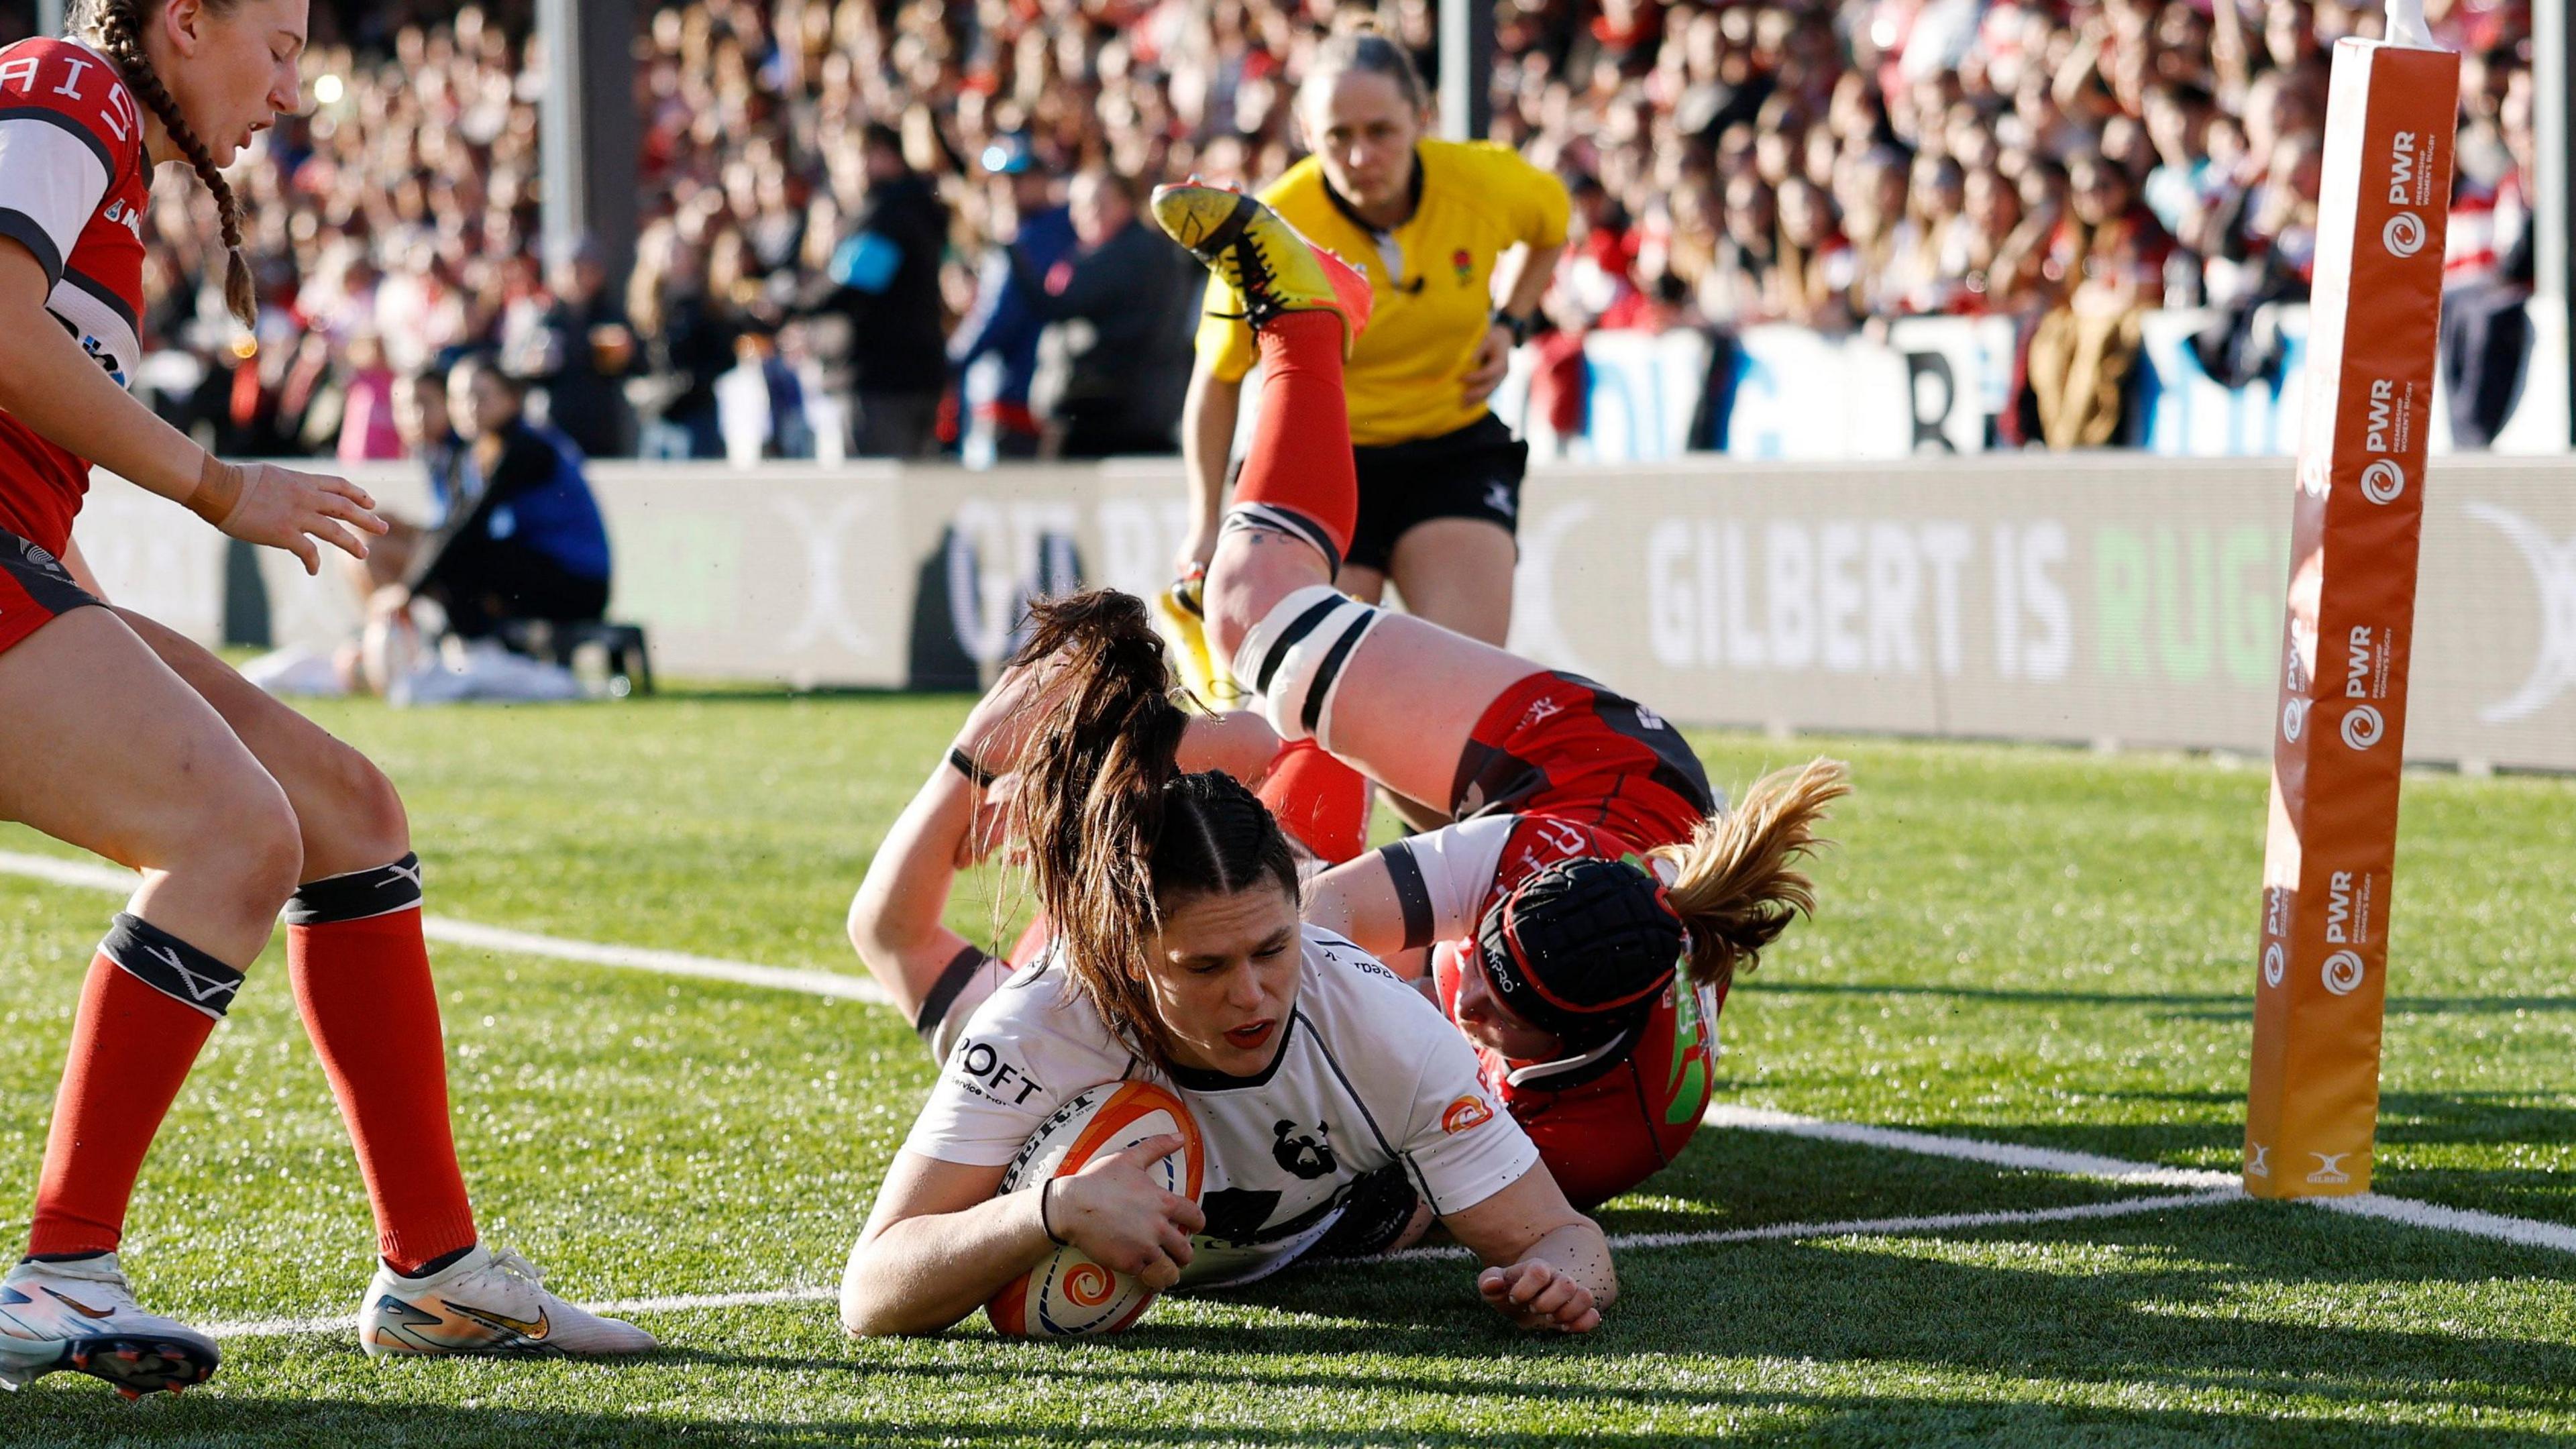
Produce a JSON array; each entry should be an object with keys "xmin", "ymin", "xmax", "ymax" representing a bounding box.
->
[
  {"xmin": 415, "ymin": 358, "xmax": 614, "ymax": 640},
  {"xmin": 812, "ymin": 121, "xmax": 949, "ymax": 458},
  {"xmin": 1011, "ymin": 167, "xmax": 1197, "ymax": 458},
  {"xmin": 501, "ymin": 237, "xmax": 638, "ymax": 460},
  {"xmin": 949, "ymin": 133, "xmax": 1075, "ymax": 462},
  {"xmin": 627, "ymin": 216, "xmax": 740, "ymax": 459}
]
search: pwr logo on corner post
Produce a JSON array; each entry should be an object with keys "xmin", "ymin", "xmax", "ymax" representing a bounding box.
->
[{"xmin": 2337, "ymin": 623, "xmax": 2397, "ymax": 750}]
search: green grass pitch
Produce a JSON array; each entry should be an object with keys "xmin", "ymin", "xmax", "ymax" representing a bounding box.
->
[{"xmin": 2, "ymin": 690, "xmax": 2573, "ymax": 1446}]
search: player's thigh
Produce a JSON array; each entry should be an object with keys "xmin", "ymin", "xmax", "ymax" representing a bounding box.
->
[
  {"xmin": 117, "ymin": 606, "xmax": 411, "ymax": 879},
  {"xmin": 1386, "ymin": 517, "xmax": 1515, "ymax": 646},
  {"xmin": 0, "ymin": 607, "xmax": 297, "ymax": 887},
  {"xmin": 1337, "ymin": 564, "xmax": 1387, "ymax": 605},
  {"xmin": 1320, "ymin": 613, "xmax": 1536, "ymax": 809},
  {"xmin": 1205, "ymin": 521, "xmax": 1338, "ymax": 662}
]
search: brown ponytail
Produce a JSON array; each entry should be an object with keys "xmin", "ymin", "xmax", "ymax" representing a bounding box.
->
[
  {"xmin": 78, "ymin": 0, "xmax": 256, "ymax": 327},
  {"xmin": 1009, "ymin": 590, "xmax": 1298, "ymax": 1071},
  {"xmin": 1652, "ymin": 757, "xmax": 1850, "ymax": 987}
]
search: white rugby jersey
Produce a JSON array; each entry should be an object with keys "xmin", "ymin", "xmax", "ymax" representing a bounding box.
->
[{"xmin": 905, "ymin": 925, "xmax": 1538, "ymax": 1287}]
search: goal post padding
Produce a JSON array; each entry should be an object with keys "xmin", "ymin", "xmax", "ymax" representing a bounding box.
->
[{"xmin": 2245, "ymin": 35, "xmax": 2459, "ymax": 1200}]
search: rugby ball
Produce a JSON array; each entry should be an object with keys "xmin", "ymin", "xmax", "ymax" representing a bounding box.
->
[{"xmin": 985, "ymin": 1080, "xmax": 1204, "ymax": 1338}]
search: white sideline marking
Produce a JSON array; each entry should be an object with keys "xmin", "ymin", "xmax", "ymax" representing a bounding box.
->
[
  {"xmin": 1704, "ymin": 1104, "xmax": 2239, "ymax": 1190},
  {"xmin": 9, "ymin": 849, "xmax": 2570, "ymax": 1264},
  {"xmin": 0, "ymin": 849, "xmax": 890, "ymax": 1006},
  {"xmin": 1710, "ymin": 1103, "xmax": 2576, "ymax": 1257},
  {"xmin": 203, "ymin": 1197, "xmax": 2237, "ymax": 1338},
  {"xmin": 2308, "ymin": 1191, "xmax": 2576, "ymax": 1254}
]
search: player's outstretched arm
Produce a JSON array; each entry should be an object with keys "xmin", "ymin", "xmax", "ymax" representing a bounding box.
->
[
  {"xmin": 845, "ymin": 757, "xmax": 989, "ymax": 1021},
  {"xmin": 0, "ymin": 241, "xmax": 386, "ymax": 573},
  {"xmin": 840, "ymin": 1137, "xmax": 1203, "ymax": 1337},
  {"xmin": 1440, "ymin": 1164, "xmax": 1617, "ymax": 1334}
]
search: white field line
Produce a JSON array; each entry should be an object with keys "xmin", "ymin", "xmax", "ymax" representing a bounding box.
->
[
  {"xmin": 201, "ymin": 1193, "xmax": 2237, "ymax": 1339},
  {"xmin": 0, "ymin": 849, "xmax": 890, "ymax": 1006},
  {"xmin": 8, "ymin": 851, "xmax": 2570, "ymax": 1266},
  {"xmin": 1710, "ymin": 1103, "xmax": 2576, "ymax": 1257},
  {"xmin": 1704, "ymin": 1104, "xmax": 2240, "ymax": 1191}
]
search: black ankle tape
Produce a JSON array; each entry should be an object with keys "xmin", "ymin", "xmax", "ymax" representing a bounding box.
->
[
  {"xmin": 103, "ymin": 914, "xmax": 244, "ymax": 1019},
  {"xmin": 284, "ymin": 853, "xmax": 425, "ymax": 926}
]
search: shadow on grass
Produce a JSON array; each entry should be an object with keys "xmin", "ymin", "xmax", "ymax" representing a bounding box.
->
[
  {"xmin": 11, "ymin": 1197, "xmax": 2575, "ymax": 1447},
  {"xmin": 20, "ymin": 1399, "xmax": 2576, "ymax": 1449}
]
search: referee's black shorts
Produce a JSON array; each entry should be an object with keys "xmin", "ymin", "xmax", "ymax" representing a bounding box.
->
[{"xmin": 1344, "ymin": 413, "xmax": 1528, "ymax": 574}]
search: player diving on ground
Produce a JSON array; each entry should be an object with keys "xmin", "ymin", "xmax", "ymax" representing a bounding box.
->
[
  {"xmin": 849, "ymin": 180, "xmax": 1848, "ymax": 1211},
  {"xmin": 838, "ymin": 592, "xmax": 1614, "ymax": 1336}
]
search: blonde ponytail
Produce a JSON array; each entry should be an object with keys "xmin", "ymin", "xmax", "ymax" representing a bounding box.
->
[{"xmin": 1652, "ymin": 757, "xmax": 1850, "ymax": 987}]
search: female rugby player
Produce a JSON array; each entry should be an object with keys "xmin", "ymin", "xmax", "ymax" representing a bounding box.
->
[
  {"xmin": 839, "ymin": 594, "xmax": 1613, "ymax": 1337},
  {"xmin": 1173, "ymin": 21, "xmax": 1568, "ymax": 863},
  {"xmin": 1153, "ymin": 179, "xmax": 1849, "ymax": 1209},
  {"xmin": 0, "ymin": 2, "xmax": 648, "ymax": 1398}
]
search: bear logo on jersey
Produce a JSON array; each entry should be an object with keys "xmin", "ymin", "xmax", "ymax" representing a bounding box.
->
[{"xmin": 1272, "ymin": 1120, "xmax": 1337, "ymax": 1179}]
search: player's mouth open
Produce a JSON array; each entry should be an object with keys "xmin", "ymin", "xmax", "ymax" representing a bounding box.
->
[{"xmin": 1223, "ymin": 1020, "xmax": 1274, "ymax": 1049}]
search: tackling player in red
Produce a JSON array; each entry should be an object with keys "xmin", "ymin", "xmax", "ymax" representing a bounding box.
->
[
  {"xmin": 1152, "ymin": 179, "xmax": 1850, "ymax": 1210},
  {"xmin": 0, "ymin": 1, "xmax": 651, "ymax": 1399}
]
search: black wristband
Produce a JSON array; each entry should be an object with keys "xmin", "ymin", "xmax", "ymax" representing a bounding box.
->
[
  {"xmin": 1038, "ymin": 1177, "xmax": 1069, "ymax": 1246},
  {"xmin": 1493, "ymin": 309, "xmax": 1534, "ymax": 346},
  {"xmin": 948, "ymin": 747, "xmax": 999, "ymax": 789}
]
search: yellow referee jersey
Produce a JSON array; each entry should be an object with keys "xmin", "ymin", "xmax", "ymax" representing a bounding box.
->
[{"xmin": 1196, "ymin": 139, "xmax": 1570, "ymax": 447}]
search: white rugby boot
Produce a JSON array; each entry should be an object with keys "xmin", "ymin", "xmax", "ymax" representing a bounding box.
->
[
  {"xmin": 359, "ymin": 1244, "xmax": 657, "ymax": 1358},
  {"xmin": 0, "ymin": 1254, "xmax": 219, "ymax": 1398}
]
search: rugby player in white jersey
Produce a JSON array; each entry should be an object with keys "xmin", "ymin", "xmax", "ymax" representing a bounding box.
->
[{"xmin": 838, "ymin": 592, "xmax": 1614, "ymax": 1334}]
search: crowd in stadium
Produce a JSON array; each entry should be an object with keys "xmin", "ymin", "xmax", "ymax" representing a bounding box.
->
[{"xmin": 76, "ymin": 0, "xmax": 2539, "ymax": 460}]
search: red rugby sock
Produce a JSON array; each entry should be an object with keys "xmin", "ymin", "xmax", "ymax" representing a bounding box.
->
[
  {"xmin": 28, "ymin": 920, "xmax": 240, "ymax": 1258},
  {"xmin": 289, "ymin": 905, "xmax": 478, "ymax": 1272},
  {"xmin": 1234, "ymin": 310, "xmax": 1358, "ymax": 564},
  {"xmin": 1259, "ymin": 739, "xmax": 1372, "ymax": 866}
]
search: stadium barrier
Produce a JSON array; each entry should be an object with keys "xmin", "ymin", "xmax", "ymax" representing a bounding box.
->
[
  {"xmin": 1481, "ymin": 304, "xmax": 2567, "ymax": 463},
  {"xmin": 68, "ymin": 455, "xmax": 2576, "ymax": 772}
]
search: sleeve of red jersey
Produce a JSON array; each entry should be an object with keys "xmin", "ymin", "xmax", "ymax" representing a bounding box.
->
[{"xmin": 0, "ymin": 39, "xmax": 131, "ymax": 287}]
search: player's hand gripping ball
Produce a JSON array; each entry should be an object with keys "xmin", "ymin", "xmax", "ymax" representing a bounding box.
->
[{"xmin": 987, "ymin": 1081, "xmax": 1204, "ymax": 1338}]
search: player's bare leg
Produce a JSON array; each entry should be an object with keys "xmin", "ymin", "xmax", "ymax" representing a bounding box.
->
[
  {"xmin": 0, "ymin": 607, "xmax": 302, "ymax": 1394},
  {"xmin": 1157, "ymin": 182, "xmax": 1540, "ymax": 814},
  {"xmin": 118, "ymin": 608, "xmax": 655, "ymax": 1356}
]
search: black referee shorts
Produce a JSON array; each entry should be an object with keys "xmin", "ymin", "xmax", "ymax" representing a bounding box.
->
[{"xmin": 1344, "ymin": 413, "xmax": 1529, "ymax": 574}]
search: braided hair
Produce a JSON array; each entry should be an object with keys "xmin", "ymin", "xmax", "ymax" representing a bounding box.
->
[
  {"xmin": 1011, "ymin": 590, "xmax": 1300, "ymax": 1070},
  {"xmin": 76, "ymin": 0, "xmax": 257, "ymax": 327}
]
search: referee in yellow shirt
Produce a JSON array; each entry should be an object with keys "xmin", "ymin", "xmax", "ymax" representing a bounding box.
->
[{"xmin": 1175, "ymin": 23, "xmax": 1568, "ymax": 649}]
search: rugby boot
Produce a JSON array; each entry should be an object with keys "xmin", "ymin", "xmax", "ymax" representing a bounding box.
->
[
  {"xmin": 0, "ymin": 1254, "xmax": 218, "ymax": 1398},
  {"xmin": 359, "ymin": 1244, "xmax": 655, "ymax": 1357},
  {"xmin": 1150, "ymin": 180, "xmax": 1373, "ymax": 354}
]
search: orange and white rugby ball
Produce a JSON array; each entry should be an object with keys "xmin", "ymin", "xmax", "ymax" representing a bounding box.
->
[{"xmin": 986, "ymin": 1080, "xmax": 1205, "ymax": 1338}]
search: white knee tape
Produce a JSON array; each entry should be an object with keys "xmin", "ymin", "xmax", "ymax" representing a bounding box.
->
[{"xmin": 1229, "ymin": 584, "xmax": 1383, "ymax": 747}]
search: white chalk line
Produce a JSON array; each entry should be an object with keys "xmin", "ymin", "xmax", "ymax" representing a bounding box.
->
[
  {"xmin": 1709, "ymin": 1104, "xmax": 2576, "ymax": 1257},
  {"xmin": 0, "ymin": 849, "xmax": 891, "ymax": 1006},
  {"xmin": 7, "ymin": 849, "xmax": 2570, "ymax": 1307},
  {"xmin": 199, "ymin": 1193, "xmax": 2236, "ymax": 1340}
]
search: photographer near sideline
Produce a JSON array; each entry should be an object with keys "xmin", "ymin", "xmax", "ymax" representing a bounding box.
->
[{"xmin": 344, "ymin": 360, "xmax": 614, "ymax": 703}]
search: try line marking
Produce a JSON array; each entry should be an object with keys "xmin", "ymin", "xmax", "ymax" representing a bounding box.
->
[{"xmin": 7, "ymin": 850, "xmax": 2571, "ymax": 1266}]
